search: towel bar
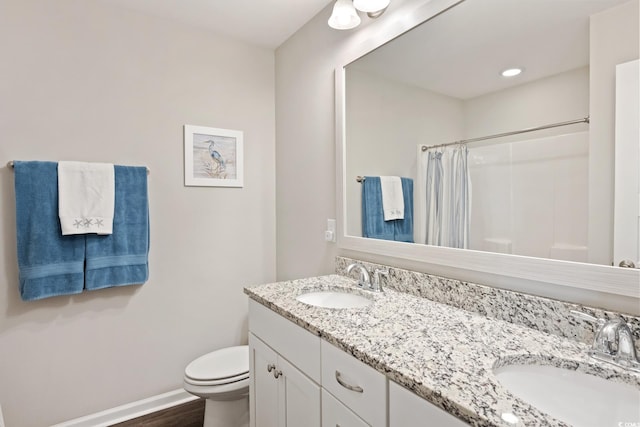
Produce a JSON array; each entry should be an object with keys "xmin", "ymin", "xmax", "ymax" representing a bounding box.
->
[{"xmin": 6, "ymin": 161, "xmax": 150, "ymax": 175}]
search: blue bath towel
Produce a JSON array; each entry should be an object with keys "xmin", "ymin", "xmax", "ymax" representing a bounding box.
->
[
  {"xmin": 362, "ymin": 176, "xmax": 395, "ymax": 241},
  {"xmin": 394, "ymin": 178, "xmax": 414, "ymax": 243},
  {"xmin": 362, "ymin": 176, "xmax": 414, "ymax": 243},
  {"xmin": 14, "ymin": 161, "xmax": 85, "ymax": 300},
  {"xmin": 85, "ymin": 166, "xmax": 149, "ymax": 290}
]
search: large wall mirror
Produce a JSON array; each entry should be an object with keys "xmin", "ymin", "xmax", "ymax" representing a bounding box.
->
[{"xmin": 336, "ymin": 0, "xmax": 639, "ymax": 298}]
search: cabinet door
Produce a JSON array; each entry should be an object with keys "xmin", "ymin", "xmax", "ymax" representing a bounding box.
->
[
  {"xmin": 250, "ymin": 334, "xmax": 279, "ymax": 427},
  {"xmin": 322, "ymin": 389, "xmax": 369, "ymax": 427},
  {"xmin": 389, "ymin": 381, "xmax": 469, "ymax": 427},
  {"xmin": 278, "ymin": 356, "xmax": 321, "ymax": 427}
]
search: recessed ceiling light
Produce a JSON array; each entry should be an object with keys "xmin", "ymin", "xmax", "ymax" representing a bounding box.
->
[{"xmin": 501, "ymin": 68, "xmax": 523, "ymax": 77}]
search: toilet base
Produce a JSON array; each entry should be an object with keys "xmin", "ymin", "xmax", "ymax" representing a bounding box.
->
[{"xmin": 203, "ymin": 396, "xmax": 249, "ymax": 427}]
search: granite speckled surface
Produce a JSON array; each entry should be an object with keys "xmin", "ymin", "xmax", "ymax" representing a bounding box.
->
[
  {"xmin": 244, "ymin": 274, "xmax": 640, "ymax": 427},
  {"xmin": 335, "ymin": 257, "xmax": 640, "ymax": 353}
]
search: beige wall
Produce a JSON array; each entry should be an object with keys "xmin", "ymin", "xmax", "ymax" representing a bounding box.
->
[
  {"xmin": 0, "ymin": 1, "xmax": 276, "ymax": 426},
  {"xmin": 275, "ymin": 10, "xmax": 343, "ymax": 281}
]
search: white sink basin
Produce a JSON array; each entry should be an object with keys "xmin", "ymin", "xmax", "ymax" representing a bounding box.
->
[
  {"xmin": 494, "ymin": 364, "xmax": 640, "ymax": 426},
  {"xmin": 296, "ymin": 290, "xmax": 372, "ymax": 309}
]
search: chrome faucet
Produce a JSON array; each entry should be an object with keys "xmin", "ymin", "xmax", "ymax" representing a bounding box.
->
[
  {"xmin": 571, "ymin": 310, "xmax": 640, "ymax": 373},
  {"xmin": 346, "ymin": 263, "xmax": 387, "ymax": 292},
  {"xmin": 346, "ymin": 263, "xmax": 370, "ymax": 288},
  {"xmin": 371, "ymin": 268, "xmax": 388, "ymax": 292}
]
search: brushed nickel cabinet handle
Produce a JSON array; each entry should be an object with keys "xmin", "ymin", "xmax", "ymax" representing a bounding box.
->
[
  {"xmin": 335, "ymin": 370, "xmax": 363, "ymax": 393},
  {"xmin": 619, "ymin": 259, "xmax": 637, "ymax": 268}
]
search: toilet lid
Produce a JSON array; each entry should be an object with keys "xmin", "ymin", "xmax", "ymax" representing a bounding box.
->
[{"xmin": 185, "ymin": 345, "xmax": 249, "ymax": 382}]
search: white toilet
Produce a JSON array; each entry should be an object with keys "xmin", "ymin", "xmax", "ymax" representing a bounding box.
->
[{"xmin": 183, "ymin": 345, "xmax": 250, "ymax": 427}]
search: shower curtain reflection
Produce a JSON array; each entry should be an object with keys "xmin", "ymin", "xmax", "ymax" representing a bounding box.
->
[{"xmin": 416, "ymin": 144, "xmax": 471, "ymax": 248}]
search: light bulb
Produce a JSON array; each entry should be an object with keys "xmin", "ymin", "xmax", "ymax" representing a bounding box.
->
[
  {"xmin": 328, "ymin": 0, "xmax": 361, "ymax": 30},
  {"xmin": 353, "ymin": 0, "xmax": 390, "ymax": 13}
]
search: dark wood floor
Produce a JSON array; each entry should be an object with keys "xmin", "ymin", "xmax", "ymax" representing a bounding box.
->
[{"xmin": 110, "ymin": 398, "xmax": 205, "ymax": 427}]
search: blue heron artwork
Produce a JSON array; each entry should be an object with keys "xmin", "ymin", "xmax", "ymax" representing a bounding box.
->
[
  {"xmin": 185, "ymin": 125, "xmax": 243, "ymax": 187},
  {"xmin": 208, "ymin": 140, "xmax": 226, "ymax": 172},
  {"xmin": 192, "ymin": 133, "xmax": 237, "ymax": 179}
]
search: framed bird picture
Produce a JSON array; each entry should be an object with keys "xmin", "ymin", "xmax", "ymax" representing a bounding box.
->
[{"xmin": 184, "ymin": 125, "xmax": 244, "ymax": 187}]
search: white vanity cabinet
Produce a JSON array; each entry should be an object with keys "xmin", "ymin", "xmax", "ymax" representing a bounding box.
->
[
  {"xmin": 249, "ymin": 300, "xmax": 321, "ymax": 427},
  {"xmin": 248, "ymin": 299, "xmax": 469, "ymax": 427},
  {"xmin": 389, "ymin": 381, "xmax": 469, "ymax": 426},
  {"xmin": 249, "ymin": 334, "xmax": 321, "ymax": 427},
  {"xmin": 321, "ymin": 340, "xmax": 386, "ymax": 427}
]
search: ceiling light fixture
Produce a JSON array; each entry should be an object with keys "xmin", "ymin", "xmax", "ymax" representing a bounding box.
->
[
  {"xmin": 501, "ymin": 68, "xmax": 523, "ymax": 77},
  {"xmin": 366, "ymin": 7, "xmax": 388, "ymax": 18},
  {"xmin": 328, "ymin": 0, "xmax": 390, "ymax": 30},
  {"xmin": 328, "ymin": 0, "xmax": 361, "ymax": 30},
  {"xmin": 353, "ymin": 0, "xmax": 390, "ymax": 13}
]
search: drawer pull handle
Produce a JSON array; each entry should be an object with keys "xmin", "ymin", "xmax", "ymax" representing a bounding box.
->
[
  {"xmin": 335, "ymin": 370, "xmax": 363, "ymax": 393},
  {"xmin": 273, "ymin": 369, "xmax": 283, "ymax": 379},
  {"xmin": 267, "ymin": 363, "xmax": 276, "ymax": 373}
]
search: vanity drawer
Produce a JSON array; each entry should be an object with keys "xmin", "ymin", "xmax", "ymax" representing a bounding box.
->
[
  {"xmin": 389, "ymin": 381, "xmax": 469, "ymax": 426},
  {"xmin": 249, "ymin": 299, "xmax": 321, "ymax": 383},
  {"xmin": 321, "ymin": 340, "xmax": 386, "ymax": 427},
  {"xmin": 322, "ymin": 389, "xmax": 369, "ymax": 427}
]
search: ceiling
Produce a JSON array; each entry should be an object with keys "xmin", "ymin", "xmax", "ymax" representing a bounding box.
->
[
  {"xmin": 105, "ymin": 0, "xmax": 334, "ymax": 49},
  {"xmin": 350, "ymin": 0, "xmax": 630, "ymax": 100}
]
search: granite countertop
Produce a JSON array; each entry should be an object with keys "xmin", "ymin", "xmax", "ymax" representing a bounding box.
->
[{"xmin": 244, "ymin": 274, "xmax": 640, "ymax": 427}]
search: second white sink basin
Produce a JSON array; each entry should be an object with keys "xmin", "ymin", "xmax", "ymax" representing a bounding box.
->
[
  {"xmin": 296, "ymin": 290, "xmax": 372, "ymax": 309},
  {"xmin": 494, "ymin": 363, "xmax": 640, "ymax": 426}
]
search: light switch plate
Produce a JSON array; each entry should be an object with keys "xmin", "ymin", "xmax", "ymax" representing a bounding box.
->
[{"xmin": 325, "ymin": 219, "xmax": 336, "ymax": 242}]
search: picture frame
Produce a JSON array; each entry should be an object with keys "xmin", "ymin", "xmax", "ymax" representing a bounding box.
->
[{"xmin": 184, "ymin": 125, "xmax": 244, "ymax": 187}]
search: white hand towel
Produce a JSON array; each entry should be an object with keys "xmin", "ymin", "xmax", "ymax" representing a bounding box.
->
[
  {"xmin": 380, "ymin": 176, "xmax": 404, "ymax": 221},
  {"xmin": 58, "ymin": 161, "xmax": 115, "ymax": 235}
]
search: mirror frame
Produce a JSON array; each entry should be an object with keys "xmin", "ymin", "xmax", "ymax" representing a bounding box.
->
[{"xmin": 335, "ymin": 0, "xmax": 639, "ymax": 299}]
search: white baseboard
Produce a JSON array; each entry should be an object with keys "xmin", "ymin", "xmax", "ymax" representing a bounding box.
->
[{"xmin": 50, "ymin": 389, "xmax": 198, "ymax": 427}]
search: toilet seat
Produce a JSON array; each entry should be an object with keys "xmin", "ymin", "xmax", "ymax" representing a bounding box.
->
[
  {"xmin": 184, "ymin": 372, "xmax": 249, "ymax": 387},
  {"xmin": 185, "ymin": 345, "xmax": 249, "ymax": 382}
]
